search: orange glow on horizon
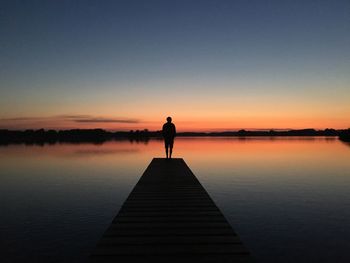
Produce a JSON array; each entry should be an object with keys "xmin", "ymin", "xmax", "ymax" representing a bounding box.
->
[
  {"xmin": 0, "ymin": 117, "xmax": 349, "ymax": 131},
  {"xmin": 1, "ymin": 101, "xmax": 349, "ymax": 132}
]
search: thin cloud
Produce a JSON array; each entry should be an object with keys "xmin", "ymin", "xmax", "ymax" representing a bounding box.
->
[
  {"xmin": 55, "ymin": 114, "xmax": 91, "ymax": 119},
  {"xmin": 74, "ymin": 118, "xmax": 139, "ymax": 123},
  {"xmin": 0, "ymin": 115, "xmax": 140, "ymax": 124},
  {"xmin": 0, "ymin": 117, "xmax": 43, "ymax": 121}
]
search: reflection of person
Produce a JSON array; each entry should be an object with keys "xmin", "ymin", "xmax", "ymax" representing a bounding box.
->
[{"xmin": 162, "ymin": 117, "xmax": 176, "ymax": 159}]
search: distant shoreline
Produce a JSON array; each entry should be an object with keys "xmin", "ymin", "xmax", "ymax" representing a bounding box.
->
[{"xmin": 1, "ymin": 128, "xmax": 349, "ymax": 145}]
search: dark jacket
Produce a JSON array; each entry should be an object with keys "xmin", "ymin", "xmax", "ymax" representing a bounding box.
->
[{"xmin": 162, "ymin": 123, "xmax": 176, "ymax": 139}]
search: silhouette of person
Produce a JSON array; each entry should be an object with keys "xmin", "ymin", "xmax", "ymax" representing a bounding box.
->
[{"xmin": 162, "ymin": 117, "xmax": 176, "ymax": 159}]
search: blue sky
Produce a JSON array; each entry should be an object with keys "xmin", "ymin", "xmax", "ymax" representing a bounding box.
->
[{"xmin": 0, "ymin": 0, "xmax": 349, "ymax": 130}]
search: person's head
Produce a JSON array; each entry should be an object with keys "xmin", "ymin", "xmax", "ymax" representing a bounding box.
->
[{"xmin": 166, "ymin": 116, "xmax": 172, "ymax": 123}]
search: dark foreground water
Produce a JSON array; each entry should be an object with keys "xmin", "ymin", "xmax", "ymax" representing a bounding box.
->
[{"xmin": 1, "ymin": 137, "xmax": 350, "ymax": 262}]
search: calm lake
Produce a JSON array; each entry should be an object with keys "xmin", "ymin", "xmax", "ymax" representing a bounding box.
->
[{"xmin": 1, "ymin": 137, "xmax": 350, "ymax": 262}]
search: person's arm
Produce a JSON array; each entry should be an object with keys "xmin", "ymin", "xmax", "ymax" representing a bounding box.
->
[{"xmin": 173, "ymin": 124, "xmax": 176, "ymax": 137}]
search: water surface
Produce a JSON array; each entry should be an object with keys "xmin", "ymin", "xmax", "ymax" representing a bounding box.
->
[{"xmin": 1, "ymin": 137, "xmax": 350, "ymax": 262}]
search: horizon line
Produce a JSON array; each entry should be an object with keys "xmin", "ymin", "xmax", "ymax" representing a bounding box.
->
[{"xmin": 1, "ymin": 127, "xmax": 348, "ymax": 133}]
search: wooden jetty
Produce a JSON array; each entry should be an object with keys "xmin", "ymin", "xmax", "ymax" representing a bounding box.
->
[{"xmin": 90, "ymin": 158, "xmax": 253, "ymax": 262}]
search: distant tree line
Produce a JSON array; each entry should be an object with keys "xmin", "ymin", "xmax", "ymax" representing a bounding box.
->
[
  {"xmin": 0, "ymin": 128, "xmax": 349, "ymax": 145},
  {"xmin": 0, "ymin": 129, "xmax": 157, "ymax": 145}
]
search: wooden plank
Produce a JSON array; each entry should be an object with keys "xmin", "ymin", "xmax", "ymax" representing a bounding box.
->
[
  {"xmin": 92, "ymin": 244, "xmax": 250, "ymax": 255},
  {"xmin": 102, "ymin": 227, "xmax": 237, "ymax": 237},
  {"xmin": 116, "ymin": 211, "xmax": 222, "ymax": 216},
  {"xmin": 90, "ymin": 158, "xmax": 253, "ymax": 262},
  {"xmin": 113, "ymin": 217, "xmax": 226, "ymax": 223},
  {"xmin": 97, "ymin": 235, "xmax": 242, "ymax": 245},
  {"xmin": 90, "ymin": 254, "xmax": 252, "ymax": 263}
]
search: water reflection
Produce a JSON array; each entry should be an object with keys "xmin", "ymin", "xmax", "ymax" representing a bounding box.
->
[{"xmin": 0, "ymin": 137, "xmax": 349, "ymax": 262}]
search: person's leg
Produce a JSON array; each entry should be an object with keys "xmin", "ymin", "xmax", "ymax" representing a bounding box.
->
[
  {"xmin": 164, "ymin": 140, "xmax": 169, "ymax": 159},
  {"xmin": 169, "ymin": 140, "xmax": 174, "ymax": 159}
]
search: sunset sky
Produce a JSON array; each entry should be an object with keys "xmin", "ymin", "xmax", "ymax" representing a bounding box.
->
[{"xmin": 1, "ymin": 0, "xmax": 349, "ymax": 131}]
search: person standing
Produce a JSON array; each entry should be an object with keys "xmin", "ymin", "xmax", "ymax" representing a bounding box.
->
[{"xmin": 162, "ymin": 117, "xmax": 176, "ymax": 159}]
